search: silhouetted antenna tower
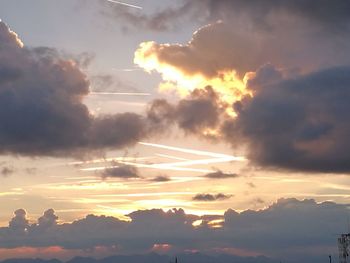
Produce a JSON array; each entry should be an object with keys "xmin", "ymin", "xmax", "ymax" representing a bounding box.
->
[{"xmin": 338, "ymin": 233, "xmax": 350, "ymax": 263}]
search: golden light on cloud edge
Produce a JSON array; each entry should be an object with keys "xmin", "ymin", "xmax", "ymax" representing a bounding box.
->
[{"xmin": 134, "ymin": 41, "xmax": 253, "ymax": 117}]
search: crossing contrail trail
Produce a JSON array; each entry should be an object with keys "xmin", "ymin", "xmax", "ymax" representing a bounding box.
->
[
  {"xmin": 90, "ymin": 92, "xmax": 151, "ymax": 96},
  {"xmin": 106, "ymin": 0, "xmax": 143, "ymax": 9}
]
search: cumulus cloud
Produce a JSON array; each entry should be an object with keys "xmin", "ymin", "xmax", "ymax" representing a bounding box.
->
[
  {"xmin": 223, "ymin": 65, "xmax": 350, "ymax": 172},
  {"xmin": 192, "ymin": 193, "xmax": 233, "ymax": 202},
  {"xmin": 37, "ymin": 209, "xmax": 58, "ymax": 229},
  {"xmin": 136, "ymin": 20, "xmax": 350, "ymax": 80},
  {"xmin": 140, "ymin": 21, "xmax": 350, "ymax": 173},
  {"xmin": 0, "ymin": 199, "xmax": 347, "ymax": 261},
  {"xmin": 0, "ymin": 21, "xmax": 152, "ymax": 157},
  {"xmin": 8, "ymin": 209, "xmax": 29, "ymax": 234}
]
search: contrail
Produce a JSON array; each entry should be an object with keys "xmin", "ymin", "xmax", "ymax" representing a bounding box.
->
[
  {"xmin": 106, "ymin": 0, "xmax": 143, "ymax": 9},
  {"xmin": 139, "ymin": 142, "xmax": 246, "ymax": 160},
  {"xmin": 78, "ymin": 143, "xmax": 245, "ymax": 174},
  {"xmin": 90, "ymin": 92, "xmax": 151, "ymax": 96}
]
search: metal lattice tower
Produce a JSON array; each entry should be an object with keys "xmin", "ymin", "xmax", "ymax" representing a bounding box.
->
[{"xmin": 338, "ymin": 234, "xmax": 350, "ymax": 263}]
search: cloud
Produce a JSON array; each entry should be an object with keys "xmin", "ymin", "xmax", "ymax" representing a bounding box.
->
[
  {"xmin": 0, "ymin": 199, "xmax": 347, "ymax": 261},
  {"xmin": 106, "ymin": 0, "xmax": 350, "ymax": 36},
  {"xmin": 0, "ymin": 21, "xmax": 152, "ymax": 157},
  {"xmin": 101, "ymin": 164, "xmax": 140, "ymax": 179},
  {"xmin": 149, "ymin": 175, "xmax": 171, "ymax": 182},
  {"xmin": 136, "ymin": 20, "xmax": 350, "ymax": 81},
  {"xmin": 147, "ymin": 86, "xmax": 227, "ymax": 139},
  {"xmin": 37, "ymin": 209, "xmax": 58, "ymax": 229},
  {"xmin": 0, "ymin": 252, "xmax": 277, "ymax": 263},
  {"xmin": 146, "ymin": 61, "xmax": 350, "ymax": 172},
  {"xmin": 0, "ymin": 166, "xmax": 14, "ymax": 177},
  {"xmin": 8, "ymin": 209, "xmax": 29, "ymax": 234},
  {"xmin": 89, "ymin": 74, "xmax": 141, "ymax": 93},
  {"xmin": 192, "ymin": 193, "xmax": 233, "ymax": 202},
  {"xmin": 246, "ymin": 182, "xmax": 256, "ymax": 188},
  {"xmin": 223, "ymin": 65, "xmax": 350, "ymax": 172},
  {"xmin": 204, "ymin": 170, "xmax": 238, "ymax": 179},
  {"xmin": 99, "ymin": 1, "xmax": 204, "ymax": 32},
  {"xmin": 198, "ymin": 0, "xmax": 350, "ymax": 30}
]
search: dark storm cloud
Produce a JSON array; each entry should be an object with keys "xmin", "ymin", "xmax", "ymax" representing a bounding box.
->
[
  {"xmin": 200, "ymin": 0, "xmax": 350, "ymax": 30},
  {"xmin": 192, "ymin": 193, "xmax": 232, "ymax": 202},
  {"xmin": 223, "ymin": 65, "xmax": 350, "ymax": 173},
  {"xmin": 0, "ymin": 22, "xmax": 151, "ymax": 157},
  {"xmin": 0, "ymin": 199, "xmax": 347, "ymax": 261},
  {"xmin": 102, "ymin": 164, "xmax": 140, "ymax": 179},
  {"xmin": 138, "ymin": 19, "xmax": 350, "ymax": 78},
  {"xmin": 104, "ymin": 0, "xmax": 350, "ymax": 33},
  {"xmin": 133, "ymin": 0, "xmax": 350, "ymax": 79},
  {"xmin": 204, "ymin": 170, "xmax": 238, "ymax": 179}
]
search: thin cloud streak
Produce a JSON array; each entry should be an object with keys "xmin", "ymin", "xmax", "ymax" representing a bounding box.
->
[
  {"xmin": 79, "ymin": 162, "xmax": 213, "ymax": 173},
  {"xmin": 68, "ymin": 156, "xmax": 154, "ymax": 166},
  {"xmin": 106, "ymin": 0, "xmax": 143, "ymax": 10},
  {"xmin": 90, "ymin": 92, "xmax": 151, "ymax": 96},
  {"xmin": 139, "ymin": 142, "xmax": 246, "ymax": 160},
  {"xmin": 156, "ymin": 153, "xmax": 189, "ymax": 161},
  {"xmin": 80, "ymin": 143, "xmax": 245, "ymax": 174}
]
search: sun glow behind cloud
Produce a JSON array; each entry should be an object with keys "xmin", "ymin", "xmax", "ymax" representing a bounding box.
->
[{"xmin": 134, "ymin": 41, "xmax": 252, "ymax": 117}]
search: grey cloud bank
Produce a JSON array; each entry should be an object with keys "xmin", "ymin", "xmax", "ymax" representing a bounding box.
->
[
  {"xmin": 0, "ymin": 21, "xmax": 152, "ymax": 157},
  {"xmin": 224, "ymin": 65, "xmax": 350, "ymax": 172},
  {"xmin": 0, "ymin": 199, "xmax": 347, "ymax": 262}
]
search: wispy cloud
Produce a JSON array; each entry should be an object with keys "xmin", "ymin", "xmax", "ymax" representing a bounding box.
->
[
  {"xmin": 106, "ymin": 0, "xmax": 143, "ymax": 10},
  {"xmin": 204, "ymin": 170, "xmax": 239, "ymax": 179},
  {"xmin": 192, "ymin": 193, "xmax": 233, "ymax": 202},
  {"xmin": 80, "ymin": 142, "xmax": 245, "ymax": 174},
  {"xmin": 90, "ymin": 92, "xmax": 151, "ymax": 96}
]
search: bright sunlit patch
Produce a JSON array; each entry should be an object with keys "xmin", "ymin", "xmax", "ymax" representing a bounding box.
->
[
  {"xmin": 0, "ymin": 191, "xmax": 24, "ymax": 197},
  {"xmin": 208, "ymin": 219, "xmax": 224, "ymax": 228},
  {"xmin": 192, "ymin": 219, "xmax": 203, "ymax": 227},
  {"xmin": 134, "ymin": 41, "xmax": 252, "ymax": 116}
]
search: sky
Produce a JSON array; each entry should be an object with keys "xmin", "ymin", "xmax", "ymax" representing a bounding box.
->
[{"xmin": 1, "ymin": 0, "xmax": 350, "ymax": 262}]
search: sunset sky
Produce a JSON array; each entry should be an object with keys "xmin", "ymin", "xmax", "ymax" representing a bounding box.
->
[{"xmin": 1, "ymin": 1, "xmax": 350, "ymax": 262}]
